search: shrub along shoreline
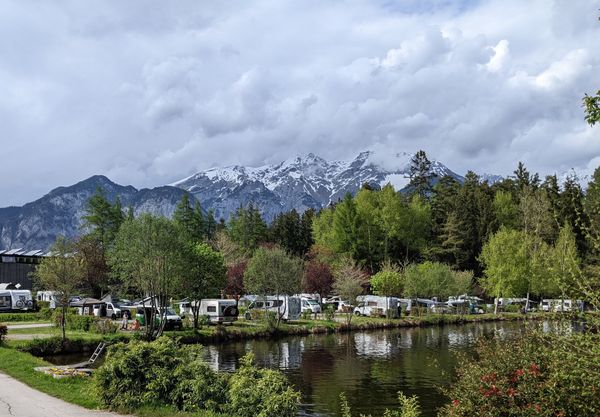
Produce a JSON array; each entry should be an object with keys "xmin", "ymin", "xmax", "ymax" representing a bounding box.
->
[{"xmin": 7, "ymin": 312, "xmax": 558, "ymax": 356}]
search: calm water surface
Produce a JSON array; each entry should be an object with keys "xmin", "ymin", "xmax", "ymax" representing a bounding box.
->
[
  {"xmin": 45, "ymin": 321, "xmax": 555, "ymax": 416},
  {"xmin": 201, "ymin": 321, "xmax": 540, "ymax": 417}
]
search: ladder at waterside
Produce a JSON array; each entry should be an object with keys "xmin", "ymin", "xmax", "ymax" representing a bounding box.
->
[{"xmin": 89, "ymin": 342, "xmax": 106, "ymax": 364}]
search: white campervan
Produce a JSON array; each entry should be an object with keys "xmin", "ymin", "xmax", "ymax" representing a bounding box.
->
[
  {"xmin": 199, "ymin": 299, "xmax": 239, "ymax": 324},
  {"xmin": 353, "ymin": 295, "xmax": 400, "ymax": 318},
  {"xmin": 244, "ymin": 296, "xmax": 301, "ymax": 321}
]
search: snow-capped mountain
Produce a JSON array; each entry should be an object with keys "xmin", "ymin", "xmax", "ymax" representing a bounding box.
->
[
  {"xmin": 0, "ymin": 176, "xmax": 192, "ymax": 250},
  {"xmin": 172, "ymin": 150, "xmax": 462, "ymax": 221},
  {"xmin": 0, "ymin": 150, "xmax": 464, "ymax": 250}
]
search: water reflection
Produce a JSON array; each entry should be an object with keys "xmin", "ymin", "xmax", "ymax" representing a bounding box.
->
[{"xmin": 202, "ymin": 321, "xmax": 544, "ymax": 417}]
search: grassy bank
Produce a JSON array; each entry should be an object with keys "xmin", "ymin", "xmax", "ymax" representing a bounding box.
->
[
  {"xmin": 3, "ymin": 312, "xmax": 551, "ymax": 355},
  {"xmin": 166, "ymin": 312, "xmax": 545, "ymax": 345}
]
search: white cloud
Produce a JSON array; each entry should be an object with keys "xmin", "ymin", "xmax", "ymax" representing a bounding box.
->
[{"xmin": 0, "ymin": 0, "xmax": 599, "ymax": 206}]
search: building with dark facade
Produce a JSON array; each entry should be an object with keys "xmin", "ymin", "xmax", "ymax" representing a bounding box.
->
[{"xmin": 0, "ymin": 249, "xmax": 47, "ymax": 290}]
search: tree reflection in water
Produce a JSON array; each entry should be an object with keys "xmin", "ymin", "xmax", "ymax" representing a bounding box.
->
[{"xmin": 202, "ymin": 321, "xmax": 541, "ymax": 417}]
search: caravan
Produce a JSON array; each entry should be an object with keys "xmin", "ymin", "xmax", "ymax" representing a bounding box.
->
[
  {"xmin": 0, "ymin": 284, "xmax": 33, "ymax": 311},
  {"xmin": 244, "ymin": 295, "xmax": 301, "ymax": 321},
  {"xmin": 199, "ymin": 299, "xmax": 239, "ymax": 324},
  {"xmin": 0, "ymin": 289, "xmax": 33, "ymax": 311}
]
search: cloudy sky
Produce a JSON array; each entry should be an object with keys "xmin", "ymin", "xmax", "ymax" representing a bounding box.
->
[{"xmin": 1, "ymin": 0, "xmax": 599, "ymax": 206}]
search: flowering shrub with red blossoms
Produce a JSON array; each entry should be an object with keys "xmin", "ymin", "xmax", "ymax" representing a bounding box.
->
[{"xmin": 439, "ymin": 325, "xmax": 600, "ymax": 417}]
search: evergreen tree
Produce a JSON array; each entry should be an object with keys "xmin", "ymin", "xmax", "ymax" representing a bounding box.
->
[
  {"xmin": 228, "ymin": 204, "xmax": 267, "ymax": 251},
  {"xmin": 559, "ymin": 174, "xmax": 588, "ymax": 254},
  {"xmin": 408, "ymin": 150, "xmax": 435, "ymax": 198},
  {"xmin": 83, "ymin": 187, "xmax": 124, "ymax": 247}
]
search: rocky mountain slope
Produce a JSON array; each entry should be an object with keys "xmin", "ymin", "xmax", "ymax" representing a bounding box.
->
[
  {"xmin": 0, "ymin": 150, "xmax": 464, "ymax": 250},
  {"xmin": 172, "ymin": 150, "xmax": 463, "ymax": 222},
  {"xmin": 0, "ymin": 176, "xmax": 191, "ymax": 250}
]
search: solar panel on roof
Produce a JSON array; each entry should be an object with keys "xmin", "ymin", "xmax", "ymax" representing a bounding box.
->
[
  {"xmin": 5, "ymin": 248, "xmax": 23, "ymax": 255},
  {"xmin": 24, "ymin": 250, "xmax": 43, "ymax": 256},
  {"xmin": 0, "ymin": 250, "xmax": 6, "ymax": 255}
]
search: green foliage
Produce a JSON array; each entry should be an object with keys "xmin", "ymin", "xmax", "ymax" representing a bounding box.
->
[
  {"xmin": 94, "ymin": 338, "xmax": 204, "ymax": 409},
  {"xmin": 227, "ymin": 204, "xmax": 268, "ymax": 251},
  {"xmin": 492, "ymin": 190, "xmax": 519, "ymax": 230},
  {"xmin": 269, "ymin": 209, "xmax": 314, "ymax": 257},
  {"xmin": 244, "ymin": 246, "xmax": 302, "ymax": 298},
  {"xmin": 339, "ymin": 391, "xmax": 421, "ymax": 417},
  {"xmin": 440, "ymin": 329, "xmax": 600, "ymax": 417},
  {"xmin": 82, "ymin": 187, "xmax": 124, "ymax": 247},
  {"xmin": 170, "ymin": 360, "xmax": 228, "ymax": 412},
  {"xmin": 108, "ymin": 214, "xmax": 184, "ymax": 339},
  {"xmin": 370, "ymin": 264, "xmax": 403, "ymax": 296},
  {"xmin": 92, "ymin": 319, "xmax": 119, "ymax": 334},
  {"xmin": 324, "ymin": 304, "xmax": 336, "ymax": 321},
  {"xmin": 583, "ymin": 89, "xmax": 600, "ymax": 126},
  {"xmin": 226, "ymin": 352, "xmax": 300, "ymax": 417},
  {"xmin": 0, "ymin": 312, "xmax": 45, "ymax": 322},
  {"xmin": 402, "ymin": 262, "xmax": 472, "ymax": 299},
  {"xmin": 34, "ymin": 236, "xmax": 86, "ymax": 340},
  {"xmin": 180, "ymin": 242, "xmax": 227, "ymax": 328},
  {"xmin": 408, "ymin": 149, "xmax": 434, "ymax": 198}
]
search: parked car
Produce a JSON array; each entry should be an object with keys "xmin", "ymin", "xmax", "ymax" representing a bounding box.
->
[
  {"xmin": 134, "ymin": 306, "xmax": 183, "ymax": 330},
  {"xmin": 199, "ymin": 299, "xmax": 239, "ymax": 324},
  {"xmin": 245, "ymin": 296, "xmax": 301, "ymax": 321}
]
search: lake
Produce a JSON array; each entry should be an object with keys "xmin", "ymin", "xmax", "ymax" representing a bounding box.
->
[{"xmin": 200, "ymin": 320, "xmax": 536, "ymax": 417}]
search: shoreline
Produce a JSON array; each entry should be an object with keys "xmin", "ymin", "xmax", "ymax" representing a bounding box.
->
[{"xmin": 9, "ymin": 312, "xmax": 562, "ymax": 356}]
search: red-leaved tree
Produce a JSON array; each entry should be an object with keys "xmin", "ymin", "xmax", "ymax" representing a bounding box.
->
[
  {"xmin": 302, "ymin": 261, "xmax": 334, "ymax": 303},
  {"xmin": 225, "ymin": 261, "xmax": 246, "ymax": 305}
]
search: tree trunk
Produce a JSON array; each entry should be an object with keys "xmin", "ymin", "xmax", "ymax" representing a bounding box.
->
[
  {"xmin": 525, "ymin": 292, "xmax": 530, "ymax": 314},
  {"xmin": 61, "ymin": 305, "xmax": 67, "ymax": 341},
  {"xmin": 494, "ymin": 297, "xmax": 498, "ymax": 315}
]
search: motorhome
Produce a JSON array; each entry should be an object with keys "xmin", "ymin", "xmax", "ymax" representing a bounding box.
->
[
  {"xmin": 199, "ymin": 299, "xmax": 239, "ymax": 324},
  {"xmin": 541, "ymin": 299, "xmax": 583, "ymax": 312},
  {"xmin": 244, "ymin": 295, "xmax": 301, "ymax": 321},
  {"xmin": 299, "ymin": 296, "xmax": 321, "ymax": 314},
  {"xmin": 0, "ymin": 289, "xmax": 33, "ymax": 312},
  {"xmin": 353, "ymin": 295, "xmax": 400, "ymax": 318}
]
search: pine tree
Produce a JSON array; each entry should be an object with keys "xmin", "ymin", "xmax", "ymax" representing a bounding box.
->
[{"xmin": 408, "ymin": 150, "xmax": 435, "ymax": 198}]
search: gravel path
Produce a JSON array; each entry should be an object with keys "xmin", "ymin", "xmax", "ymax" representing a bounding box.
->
[{"xmin": 0, "ymin": 373, "xmax": 127, "ymax": 417}]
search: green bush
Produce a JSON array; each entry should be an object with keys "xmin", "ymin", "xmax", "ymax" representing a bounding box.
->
[
  {"xmin": 226, "ymin": 352, "xmax": 300, "ymax": 417},
  {"xmin": 94, "ymin": 338, "xmax": 188, "ymax": 409},
  {"xmin": 0, "ymin": 323, "xmax": 7, "ymax": 344},
  {"xmin": 301, "ymin": 310, "xmax": 312, "ymax": 320},
  {"xmin": 36, "ymin": 301, "xmax": 50, "ymax": 310},
  {"xmin": 94, "ymin": 338, "xmax": 301, "ymax": 415},
  {"xmin": 502, "ymin": 304, "xmax": 522, "ymax": 313},
  {"xmin": 0, "ymin": 312, "xmax": 43, "ymax": 322},
  {"xmin": 324, "ymin": 305, "xmax": 336, "ymax": 321},
  {"xmin": 92, "ymin": 319, "xmax": 118, "ymax": 334},
  {"xmin": 340, "ymin": 391, "xmax": 421, "ymax": 417},
  {"xmin": 67, "ymin": 315, "xmax": 96, "ymax": 331},
  {"xmin": 440, "ymin": 327, "xmax": 600, "ymax": 417},
  {"xmin": 170, "ymin": 360, "xmax": 228, "ymax": 412}
]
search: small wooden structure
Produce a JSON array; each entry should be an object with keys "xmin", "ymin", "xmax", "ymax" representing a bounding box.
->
[{"xmin": 70, "ymin": 297, "xmax": 106, "ymax": 316}]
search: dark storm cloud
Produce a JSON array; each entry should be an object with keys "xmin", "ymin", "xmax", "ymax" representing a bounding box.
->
[{"xmin": 0, "ymin": 0, "xmax": 599, "ymax": 206}]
